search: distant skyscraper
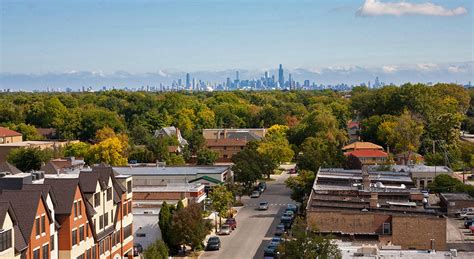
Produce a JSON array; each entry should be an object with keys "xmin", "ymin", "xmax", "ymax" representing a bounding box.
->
[
  {"xmin": 186, "ymin": 73, "xmax": 190, "ymax": 89},
  {"xmin": 236, "ymin": 71, "xmax": 239, "ymax": 81},
  {"xmin": 288, "ymin": 73, "xmax": 292, "ymax": 90},
  {"xmin": 278, "ymin": 64, "xmax": 284, "ymax": 88}
]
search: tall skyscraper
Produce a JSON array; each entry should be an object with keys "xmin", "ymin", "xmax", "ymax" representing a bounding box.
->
[
  {"xmin": 236, "ymin": 71, "xmax": 239, "ymax": 81},
  {"xmin": 186, "ymin": 73, "xmax": 190, "ymax": 89},
  {"xmin": 278, "ymin": 64, "xmax": 284, "ymax": 88},
  {"xmin": 288, "ymin": 73, "xmax": 292, "ymax": 90}
]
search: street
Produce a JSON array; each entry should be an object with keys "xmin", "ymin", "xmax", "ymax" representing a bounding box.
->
[{"xmin": 200, "ymin": 169, "xmax": 295, "ymax": 259}]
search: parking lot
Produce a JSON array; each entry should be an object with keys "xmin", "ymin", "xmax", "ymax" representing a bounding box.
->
[{"xmin": 447, "ymin": 218, "xmax": 474, "ymax": 243}]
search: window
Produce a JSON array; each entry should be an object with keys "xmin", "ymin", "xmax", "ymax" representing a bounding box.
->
[
  {"xmin": 72, "ymin": 229, "xmax": 77, "ymax": 246},
  {"xmin": 42, "ymin": 244, "xmax": 49, "ymax": 259},
  {"xmin": 74, "ymin": 202, "xmax": 78, "ymax": 217},
  {"xmin": 0, "ymin": 229, "xmax": 12, "ymax": 252},
  {"xmin": 116, "ymin": 230, "xmax": 121, "ymax": 244},
  {"xmin": 33, "ymin": 249, "xmax": 40, "ymax": 259},
  {"xmin": 383, "ymin": 223, "xmax": 391, "ymax": 234},
  {"xmin": 123, "ymin": 203, "xmax": 127, "ymax": 216},
  {"xmin": 94, "ymin": 193, "xmax": 100, "ymax": 207},
  {"xmin": 105, "ymin": 237, "xmax": 109, "ymax": 252},
  {"xmin": 35, "ymin": 218, "xmax": 40, "ymax": 236},
  {"xmin": 86, "ymin": 223, "xmax": 89, "ymax": 237},
  {"xmin": 92, "ymin": 247, "xmax": 96, "ymax": 259},
  {"xmin": 79, "ymin": 226, "xmax": 85, "ymax": 242},
  {"xmin": 41, "ymin": 215, "xmax": 46, "ymax": 234},
  {"xmin": 50, "ymin": 235, "xmax": 54, "ymax": 251},
  {"xmin": 78, "ymin": 200, "xmax": 82, "ymax": 216},
  {"xmin": 223, "ymin": 155, "xmax": 228, "ymax": 159},
  {"xmin": 128, "ymin": 202, "xmax": 132, "ymax": 214},
  {"xmin": 136, "ymin": 233, "xmax": 146, "ymax": 237},
  {"xmin": 99, "ymin": 240, "xmax": 104, "ymax": 254},
  {"xmin": 124, "ymin": 224, "xmax": 132, "ymax": 239},
  {"xmin": 99, "ymin": 215, "xmax": 104, "ymax": 229},
  {"xmin": 86, "ymin": 248, "xmax": 92, "ymax": 259},
  {"xmin": 127, "ymin": 181, "xmax": 132, "ymax": 193},
  {"xmin": 111, "ymin": 210, "xmax": 113, "ymax": 223},
  {"xmin": 107, "ymin": 188, "xmax": 112, "ymax": 201},
  {"xmin": 76, "ymin": 254, "xmax": 85, "ymax": 259},
  {"xmin": 104, "ymin": 213, "xmax": 109, "ymax": 227}
]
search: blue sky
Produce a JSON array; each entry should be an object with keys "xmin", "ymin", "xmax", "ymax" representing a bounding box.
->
[{"xmin": 0, "ymin": 0, "xmax": 472, "ymax": 88}]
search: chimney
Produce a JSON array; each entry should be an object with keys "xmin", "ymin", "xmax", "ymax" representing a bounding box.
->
[
  {"xmin": 370, "ymin": 192, "xmax": 378, "ymax": 209},
  {"xmin": 362, "ymin": 165, "xmax": 370, "ymax": 190}
]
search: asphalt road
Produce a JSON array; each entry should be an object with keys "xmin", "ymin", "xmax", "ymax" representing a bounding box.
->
[{"xmin": 200, "ymin": 170, "xmax": 295, "ymax": 259}]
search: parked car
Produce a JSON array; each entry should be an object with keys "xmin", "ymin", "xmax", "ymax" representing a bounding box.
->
[
  {"xmin": 205, "ymin": 236, "xmax": 221, "ymax": 251},
  {"xmin": 263, "ymin": 244, "xmax": 278, "ymax": 257},
  {"xmin": 133, "ymin": 244, "xmax": 143, "ymax": 256},
  {"xmin": 286, "ymin": 204, "xmax": 298, "ymax": 213},
  {"xmin": 289, "ymin": 168, "xmax": 296, "ymax": 174},
  {"xmin": 275, "ymin": 224, "xmax": 286, "ymax": 236},
  {"xmin": 420, "ymin": 190, "xmax": 429, "ymax": 198},
  {"xmin": 284, "ymin": 210, "xmax": 294, "ymax": 219},
  {"xmin": 459, "ymin": 212, "xmax": 474, "ymax": 220},
  {"xmin": 259, "ymin": 201, "xmax": 269, "ymax": 210},
  {"xmin": 271, "ymin": 236, "xmax": 282, "ymax": 245},
  {"xmin": 219, "ymin": 224, "xmax": 232, "ymax": 235},
  {"xmin": 470, "ymin": 225, "xmax": 474, "ymax": 234},
  {"xmin": 250, "ymin": 190, "xmax": 261, "ymax": 198},
  {"xmin": 464, "ymin": 219, "xmax": 474, "ymax": 228},
  {"xmin": 258, "ymin": 182, "xmax": 267, "ymax": 191},
  {"xmin": 281, "ymin": 215, "xmax": 293, "ymax": 229},
  {"xmin": 225, "ymin": 218, "xmax": 237, "ymax": 230}
]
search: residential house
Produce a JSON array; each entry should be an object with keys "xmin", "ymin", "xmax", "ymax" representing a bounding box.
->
[
  {"xmin": 0, "ymin": 201, "xmax": 21, "ymax": 259},
  {"xmin": 347, "ymin": 120, "xmax": 360, "ymax": 142},
  {"xmin": 343, "ymin": 141, "xmax": 388, "ymax": 165},
  {"xmin": 154, "ymin": 126, "xmax": 188, "ymax": 154}
]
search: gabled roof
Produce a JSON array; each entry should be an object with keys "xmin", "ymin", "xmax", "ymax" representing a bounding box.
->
[
  {"xmin": 43, "ymin": 178, "xmax": 80, "ymax": 215},
  {"xmin": 0, "ymin": 190, "xmax": 52, "ymax": 243},
  {"xmin": 0, "ymin": 127, "xmax": 22, "ymax": 137},
  {"xmin": 342, "ymin": 141, "xmax": 383, "ymax": 151},
  {"xmin": 14, "ymin": 225, "xmax": 28, "ymax": 252},
  {"xmin": 22, "ymin": 184, "xmax": 58, "ymax": 209},
  {"xmin": 41, "ymin": 161, "xmax": 61, "ymax": 175},
  {"xmin": 344, "ymin": 149, "xmax": 388, "ymax": 158},
  {"xmin": 189, "ymin": 175, "xmax": 223, "ymax": 185},
  {"xmin": 0, "ymin": 201, "xmax": 17, "ymax": 228},
  {"xmin": 0, "ymin": 161, "xmax": 22, "ymax": 175},
  {"xmin": 79, "ymin": 170, "xmax": 101, "ymax": 193}
]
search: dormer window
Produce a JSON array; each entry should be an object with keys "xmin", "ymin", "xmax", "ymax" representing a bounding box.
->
[{"xmin": 107, "ymin": 187, "xmax": 112, "ymax": 201}]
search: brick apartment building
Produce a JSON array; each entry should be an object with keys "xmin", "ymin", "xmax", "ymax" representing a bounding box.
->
[
  {"xmin": 203, "ymin": 128, "xmax": 266, "ymax": 161},
  {"xmin": 0, "ymin": 164, "xmax": 134, "ymax": 259},
  {"xmin": 306, "ymin": 167, "xmax": 447, "ymax": 250}
]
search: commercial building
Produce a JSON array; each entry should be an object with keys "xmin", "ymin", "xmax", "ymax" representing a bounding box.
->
[
  {"xmin": 203, "ymin": 128, "xmax": 266, "ymax": 161},
  {"xmin": 0, "ymin": 140, "xmax": 75, "ymax": 163},
  {"xmin": 389, "ymin": 165, "xmax": 453, "ymax": 189},
  {"xmin": 113, "ymin": 165, "xmax": 231, "ymax": 188},
  {"xmin": 306, "ymin": 167, "xmax": 447, "ymax": 250},
  {"xmin": 439, "ymin": 193, "xmax": 474, "ymax": 216}
]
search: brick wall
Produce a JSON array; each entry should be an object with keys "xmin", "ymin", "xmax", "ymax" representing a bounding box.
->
[{"xmin": 391, "ymin": 215, "xmax": 446, "ymax": 250}]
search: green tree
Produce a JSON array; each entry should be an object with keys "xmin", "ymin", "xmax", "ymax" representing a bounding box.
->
[
  {"xmin": 79, "ymin": 107, "xmax": 125, "ymax": 141},
  {"xmin": 197, "ymin": 148, "xmax": 219, "ymax": 165},
  {"xmin": 170, "ymin": 203, "xmax": 212, "ymax": 251},
  {"xmin": 176, "ymin": 200, "xmax": 184, "ymax": 211},
  {"xmin": 232, "ymin": 145, "xmax": 277, "ymax": 191},
  {"xmin": 285, "ymin": 170, "xmax": 316, "ymax": 204},
  {"xmin": 159, "ymin": 201, "xmax": 173, "ymax": 247},
  {"xmin": 64, "ymin": 142, "xmax": 90, "ymax": 158},
  {"xmin": 10, "ymin": 123, "xmax": 43, "ymax": 141},
  {"xmin": 166, "ymin": 154, "xmax": 186, "ymax": 166},
  {"xmin": 129, "ymin": 146, "xmax": 155, "ymax": 163},
  {"xmin": 208, "ymin": 185, "xmax": 233, "ymax": 227},
  {"xmin": 144, "ymin": 240, "xmax": 169, "ymax": 259},
  {"xmin": 85, "ymin": 137, "xmax": 128, "ymax": 166},
  {"xmin": 296, "ymin": 137, "xmax": 344, "ymax": 173},
  {"xmin": 428, "ymin": 174, "xmax": 463, "ymax": 193},
  {"xmin": 7, "ymin": 147, "xmax": 53, "ymax": 172},
  {"xmin": 277, "ymin": 218, "xmax": 341, "ymax": 259}
]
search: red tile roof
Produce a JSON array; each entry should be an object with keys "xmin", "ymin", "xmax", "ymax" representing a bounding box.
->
[
  {"xmin": 344, "ymin": 149, "xmax": 388, "ymax": 158},
  {"xmin": 0, "ymin": 127, "xmax": 22, "ymax": 137}
]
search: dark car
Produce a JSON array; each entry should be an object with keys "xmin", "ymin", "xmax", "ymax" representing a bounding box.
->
[
  {"xmin": 465, "ymin": 219, "xmax": 474, "ymax": 228},
  {"xmin": 264, "ymin": 244, "xmax": 278, "ymax": 257},
  {"xmin": 258, "ymin": 182, "xmax": 267, "ymax": 191},
  {"xmin": 133, "ymin": 244, "xmax": 143, "ymax": 256},
  {"xmin": 206, "ymin": 236, "xmax": 221, "ymax": 251},
  {"xmin": 275, "ymin": 224, "xmax": 286, "ymax": 236},
  {"xmin": 225, "ymin": 218, "xmax": 237, "ymax": 230},
  {"xmin": 286, "ymin": 204, "xmax": 298, "ymax": 213}
]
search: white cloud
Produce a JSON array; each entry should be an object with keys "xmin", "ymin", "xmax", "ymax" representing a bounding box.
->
[
  {"xmin": 382, "ymin": 65, "xmax": 398, "ymax": 73},
  {"xmin": 357, "ymin": 0, "xmax": 467, "ymax": 17},
  {"xmin": 417, "ymin": 63, "xmax": 439, "ymax": 71},
  {"xmin": 157, "ymin": 70, "xmax": 168, "ymax": 77},
  {"xmin": 447, "ymin": 65, "xmax": 465, "ymax": 73}
]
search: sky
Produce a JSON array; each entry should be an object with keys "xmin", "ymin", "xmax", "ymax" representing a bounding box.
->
[{"xmin": 0, "ymin": 0, "xmax": 473, "ymax": 88}]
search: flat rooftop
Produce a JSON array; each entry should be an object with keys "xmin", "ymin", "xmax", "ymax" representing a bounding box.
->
[
  {"xmin": 133, "ymin": 183, "xmax": 204, "ymax": 192},
  {"xmin": 0, "ymin": 140, "xmax": 69, "ymax": 147},
  {"xmin": 440, "ymin": 192, "xmax": 474, "ymax": 201},
  {"xmin": 113, "ymin": 165, "xmax": 230, "ymax": 176}
]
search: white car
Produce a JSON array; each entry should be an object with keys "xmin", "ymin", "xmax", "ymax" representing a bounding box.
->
[
  {"xmin": 219, "ymin": 224, "xmax": 231, "ymax": 235},
  {"xmin": 250, "ymin": 191, "xmax": 261, "ymax": 198},
  {"xmin": 259, "ymin": 202, "xmax": 269, "ymax": 210},
  {"xmin": 459, "ymin": 212, "xmax": 474, "ymax": 220}
]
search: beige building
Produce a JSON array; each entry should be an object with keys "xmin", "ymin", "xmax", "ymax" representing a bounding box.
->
[
  {"xmin": 0, "ymin": 127, "xmax": 22, "ymax": 144},
  {"xmin": 0, "ymin": 140, "xmax": 75, "ymax": 162}
]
